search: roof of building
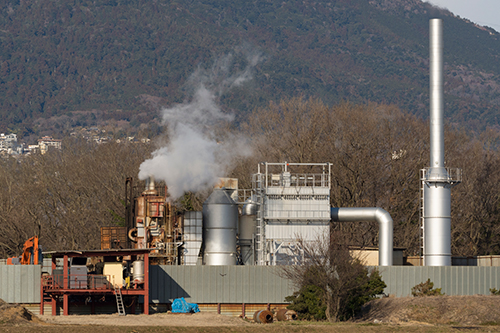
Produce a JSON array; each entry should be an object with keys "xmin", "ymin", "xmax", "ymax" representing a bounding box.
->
[{"xmin": 43, "ymin": 248, "xmax": 151, "ymax": 258}]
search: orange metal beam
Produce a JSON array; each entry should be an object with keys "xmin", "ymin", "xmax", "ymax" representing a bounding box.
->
[
  {"xmin": 63, "ymin": 255, "xmax": 69, "ymax": 315},
  {"xmin": 144, "ymin": 252, "xmax": 149, "ymax": 315}
]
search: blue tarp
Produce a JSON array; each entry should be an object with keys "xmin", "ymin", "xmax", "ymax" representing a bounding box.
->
[{"xmin": 171, "ymin": 297, "xmax": 200, "ymax": 313}]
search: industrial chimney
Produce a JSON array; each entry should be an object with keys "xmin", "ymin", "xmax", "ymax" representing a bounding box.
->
[{"xmin": 421, "ymin": 19, "xmax": 461, "ymax": 266}]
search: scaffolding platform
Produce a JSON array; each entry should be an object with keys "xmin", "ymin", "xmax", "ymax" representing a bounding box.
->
[{"xmin": 40, "ymin": 249, "xmax": 151, "ymax": 316}]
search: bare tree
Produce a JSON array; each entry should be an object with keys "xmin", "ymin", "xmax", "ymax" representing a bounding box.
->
[
  {"xmin": 281, "ymin": 231, "xmax": 375, "ymax": 322},
  {"xmin": 242, "ymin": 97, "xmax": 333, "ymax": 163},
  {"xmin": 240, "ymin": 99, "xmax": 429, "ymax": 254},
  {"xmin": 0, "ymin": 138, "xmax": 152, "ymax": 255},
  {"xmin": 448, "ymin": 130, "xmax": 500, "ymax": 255},
  {"xmin": 3, "ymin": 97, "xmax": 500, "ymax": 259},
  {"xmin": 238, "ymin": 97, "xmax": 500, "ymax": 257}
]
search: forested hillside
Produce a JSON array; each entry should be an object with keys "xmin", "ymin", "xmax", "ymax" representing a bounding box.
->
[
  {"xmin": 2, "ymin": 100, "xmax": 500, "ymax": 257},
  {"xmin": 1, "ymin": 0, "xmax": 500, "ymax": 138}
]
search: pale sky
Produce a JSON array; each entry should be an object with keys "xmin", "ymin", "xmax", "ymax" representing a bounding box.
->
[{"xmin": 424, "ymin": 0, "xmax": 500, "ymax": 32}]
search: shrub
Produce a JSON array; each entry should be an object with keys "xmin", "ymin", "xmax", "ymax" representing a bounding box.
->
[
  {"xmin": 281, "ymin": 231, "xmax": 388, "ymax": 322},
  {"xmin": 285, "ymin": 285, "xmax": 327, "ymax": 321},
  {"xmin": 490, "ymin": 288, "xmax": 500, "ymax": 295},
  {"xmin": 284, "ymin": 268, "xmax": 386, "ymax": 321},
  {"xmin": 411, "ymin": 279, "xmax": 444, "ymax": 297},
  {"xmin": 340, "ymin": 269, "xmax": 387, "ymax": 321}
]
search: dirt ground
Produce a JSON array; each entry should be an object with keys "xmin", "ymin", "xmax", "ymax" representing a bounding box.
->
[
  {"xmin": 40, "ymin": 311, "xmax": 251, "ymax": 327},
  {"xmin": 3, "ymin": 296, "xmax": 500, "ymax": 332},
  {"xmin": 359, "ymin": 295, "xmax": 500, "ymax": 326}
]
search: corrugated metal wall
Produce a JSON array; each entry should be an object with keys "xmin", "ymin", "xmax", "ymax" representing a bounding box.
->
[
  {"xmin": 150, "ymin": 265, "xmax": 295, "ymax": 304},
  {"xmin": 0, "ymin": 265, "xmax": 41, "ymax": 303},
  {"xmin": 372, "ymin": 266, "xmax": 500, "ymax": 297},
  {"xmin": 0, "ymin": 259, "xmax": 61, "ymax": 274},
  {"xmin": 154, "ymin": 266, "xmax": 500, "ymax": 303},
  {"xmin": 4, "ymin": 265, "xmax": 500, "ymax": 305}
]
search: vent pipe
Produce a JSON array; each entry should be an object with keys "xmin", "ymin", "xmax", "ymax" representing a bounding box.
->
[
  {"xmin": 422, "ymin": 19, "xmax": 461, "ymax": 266},
  {"xmin": 430, "ymin": 19, "xmax": 445, "ymax": 170},
  {"xmin": 143, "ymin": 175, "xmax": 157, "ymax": 195},
  {"xmin": 331, "ymin": 207, "xmax": 393, "ymax": 266}
]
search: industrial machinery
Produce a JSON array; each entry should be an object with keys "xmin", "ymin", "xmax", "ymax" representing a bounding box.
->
[
  {"xmin": 247, "ymin": 162, "xmax": 332, "ymax": 265},
  {"xmin": 109, "ymin": 162, "xmax": 393, "ymax": 267},
  {"xmin": 121, "ymin": 163, "xmax": 333, "ymax": 266},
  {"xmin": 120, "ymin": 176, "xmax": 239, "ymax": 266},
  {"xmin": 203, "ymin": 188, "xmax": 238, "ymax": 265},
  {"xmin": 7, "ymin": 236, "xmax": 42, "ymax": 265},
  {"xmin": 125, "ymin": 176, "xmax": 181, "ymax": 265}
]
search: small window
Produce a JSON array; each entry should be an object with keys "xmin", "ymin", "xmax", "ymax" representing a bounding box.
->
[{"xmin": 71, "ymin": 257, "xmax": 87, "ymax": 266}]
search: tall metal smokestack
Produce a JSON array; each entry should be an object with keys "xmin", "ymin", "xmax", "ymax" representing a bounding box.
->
[
  {"xmin": 422, "ymin": 19, "xmax": 461, "ymax": 266},
  {"xmin": 430, "ymin": 19, "xmax": 444, "ymax": 169}
]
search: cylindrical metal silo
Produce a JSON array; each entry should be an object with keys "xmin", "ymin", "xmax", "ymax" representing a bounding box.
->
[
  {"xmin": 239, "ymin": 197, "xmax": 257, "ymax": 265},
  {"xmin": 203, "ymin": 189, "xmax": 238, "ymax": 265}
]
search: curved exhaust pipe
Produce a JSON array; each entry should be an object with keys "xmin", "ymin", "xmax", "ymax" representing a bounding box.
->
[{"xmin": 331, "ymin": 207, "xmax": 393, "ymax": 266}]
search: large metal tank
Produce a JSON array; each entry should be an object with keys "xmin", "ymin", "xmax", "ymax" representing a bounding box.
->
[
  {"xmin": 239, "ymin": 197, "xmax": 257, "ymax": 265},
  {"xmin": 203, "ymin": 189, "xmax": 238, "ymax": 265}
]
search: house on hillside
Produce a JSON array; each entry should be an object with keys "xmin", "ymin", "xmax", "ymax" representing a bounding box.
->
[
  {"xmin": 38, "ymin": 136, "xmax": 62, "ymax": 154},
  {"xmin": 0, "ymin": 133, "xmax": 17, "ymax": 150},
  {"xmin": 0, "ymin": 133, "xmax": 24, "ymax": 156}
]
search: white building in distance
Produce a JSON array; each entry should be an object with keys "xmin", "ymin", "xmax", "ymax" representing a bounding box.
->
[{"xmin": 38, "ymin": 136, "xmax": 62, "ymax": 155}]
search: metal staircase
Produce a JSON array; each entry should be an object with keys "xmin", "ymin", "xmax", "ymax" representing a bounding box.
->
[{"xmin": 113, "ymin": 285, "xmax": 126, "ymax": 316}]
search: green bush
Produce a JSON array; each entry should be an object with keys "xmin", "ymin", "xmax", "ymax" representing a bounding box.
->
[
  {"xmin": 285, "ymin": 285, "xmax": 327, "ymax": 321},
  {"xmin": 285, "ymin": 269, "xmax": 386, "ymax": 321},
  {"xmin": 411, "ymin": 279, "xmax": 444, "ymax": 297},
  {"xmin": 490, "ymin": 288, "xmax": 500, "ymax": 295},
  {"xmin": 340, "ymin": 269, "xmax": 387, "ymax": 321}
]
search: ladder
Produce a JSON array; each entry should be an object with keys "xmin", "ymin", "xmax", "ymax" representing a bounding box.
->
[
  {"xmin": 419, "ymin": 168, "xmax": 426, "ymax": 266},
  {"xmin": 254, "ymin": 173, "xmax": 266, "ymax": 265},
  {"xmin": 113, "ymin": 285, "xmax": 126, "ymax": 316}
]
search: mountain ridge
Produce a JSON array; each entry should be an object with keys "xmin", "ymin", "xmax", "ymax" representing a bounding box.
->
[{"xmin": 1, "ymin": 0, "xmax": 499, "ymax": 138}]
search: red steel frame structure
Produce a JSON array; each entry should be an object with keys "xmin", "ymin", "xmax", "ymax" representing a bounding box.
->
[{"xmin": 40, "ymin": 249, "xmax": 151, "ymax": 316}]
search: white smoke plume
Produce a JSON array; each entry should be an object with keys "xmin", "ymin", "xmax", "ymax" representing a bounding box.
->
[{"xmin": 138, "ymin": 49, "xmax": 262, "ymax": 200}]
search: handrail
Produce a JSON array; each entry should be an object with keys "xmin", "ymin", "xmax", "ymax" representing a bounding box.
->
[{"xmin": 42, "ymin": 273, "xmax": 113, "ymax": 290}]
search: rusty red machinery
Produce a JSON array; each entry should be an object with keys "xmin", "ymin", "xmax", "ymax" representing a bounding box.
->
[
  {"xmin": 40, "ymin": 249, "xmax": 151, "ymax": 316},
  {"xmin": 122, "ymin": 177, "xmax": 182, "ymax": 265}
]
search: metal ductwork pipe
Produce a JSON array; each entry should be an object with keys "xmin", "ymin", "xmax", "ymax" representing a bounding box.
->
[{"xmin": 331, "ymin": 207, "xmax": 393, "ymax": 266}]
